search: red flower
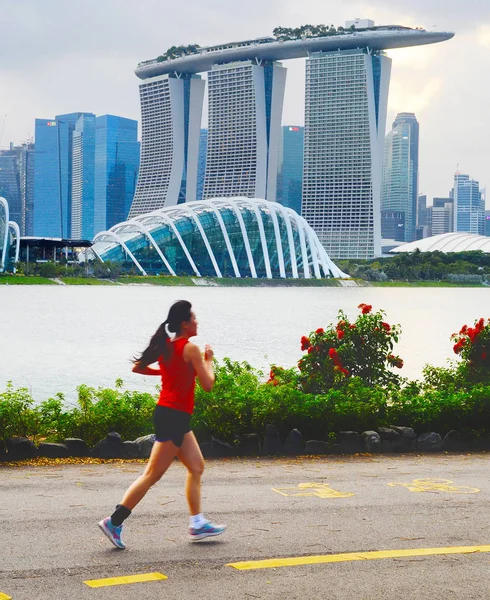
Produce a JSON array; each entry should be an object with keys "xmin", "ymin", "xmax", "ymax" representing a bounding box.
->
[
  {"xmin": 460, "ymin": 325, "xmax": 468, "ymax": 335},
  {"xmin": 272, "ymin": 379, "xmax": 279, "ymax": 386},
  {"xmin": 308, "ymin": 346, "xmax": 314, "ymax": 354},
  {"xmin": 381, "ymin": 322, "xmax": 391, "ymax": 332},
  {"xmin": 301, "ymin": 336, "xmax": 311, "ymax": 351},
  {"xmin": 361, "ymin": 304, "xmax": 372, "ymax": 315},
  {"xmin": 482, "ymin": 352, "xmax": 487, "ymax": 361},
  {"xmin": 315, "ymin": 328, "xmax": 324, "ymax": 334},
  {"xmin": 349, "ymin": 324, "xmax": 356, "ymax": 330},
  {"xmin": 328, "ymin": 348, "xmax": 337, "ymax": 358},
  {"xmin": 476, "ymin": 318, "xmax": 485, "ymax": 333},
  {"xmin": 336, "ymin": 320, "xmax": 347, "ymax": 330},
  {"xmin": 337, "ymin": 330, "xmax": 345, "ymax": 340},
  {"xmin": 297, "ymin": 360, "xmax": 304, "ymax": 371}
]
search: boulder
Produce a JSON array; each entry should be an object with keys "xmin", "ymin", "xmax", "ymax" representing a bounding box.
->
[
  {"xmin": 200, "ymin": 436, "xmax": 234, "ymax": 458},
  {"xmin": 64, "ymin": 438, "xmax": 90, "ymax": 457},
  {"xmin": 91, "ymin": 432, "xmax": 126, "ymax": 459},
  {"xmin": 6, "ymin": 437, "xmax": 38, "ymax": 461},
  {"xmin": 338, "ymin": 431, "xmax": 362, "ymax": 454},
  {"xmin": 284, "ymin": 429, "xmax": 304, "ymax": 455},
  {"xmin": 390, "ymin": 426, "xmax": 417, "ymax": 451},
  {"xmin": 443, "ymin": 430, "xmax": 463, "ymax": 452},
  {"xmin": 237, "ymin": 433, "xmax": 261, "ymax": 456},
  {"xmin": 361, "ymin": 431, "xmax": 381, "ymax": 453},
  {"xmin": 305, "ymin": 440, "xmax": 330, "ymax": 455},
  {"xmin": 123, "ymin": 441, "xmax": 141, "ymax": 459},
  {"xmin": 0, "ymin": 440, "xmax": 6, "ymax": 461},
  {"xmin": 263, "ymin": 425, "xmax": 282, "ymax": 455},
  {"xmin": 377, "ymin": 428, "xmax": 404, "ymax": 452},
  {"xmin": 37, "ymin": 443, "xmax": 69, "ymax": 458},
  {"xmin": 416, "ymin": 432, "xmax": 443, "ymax": 452},
  {"xmin": 134, "ymin": 434, "xmax": 156, "ymax": 458}
]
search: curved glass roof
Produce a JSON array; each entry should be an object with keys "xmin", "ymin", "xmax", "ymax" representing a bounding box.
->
[{"xmin": 391, "ymin": 232, "xmax": 490, "ymax": 254}]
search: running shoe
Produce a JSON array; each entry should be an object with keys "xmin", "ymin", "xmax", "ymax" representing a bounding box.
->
[
  {"xmin": 98, "ymin": 517, "xmax": 125, "ymax": 549},
  {"xmin": 189, "ymin": 521, "xmax": 226, "ymax": 541}
]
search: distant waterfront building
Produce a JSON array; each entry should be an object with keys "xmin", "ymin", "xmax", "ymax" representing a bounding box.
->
[
  {"xmin": 0, "ymin": 196, "xmax": 20, "ymax": 273},
  {"xmin": 452, "ymin": 173, "xmax": 485, "ymax": 235},
  {"xmin": 485, "ymin": 210, "xmax": 490, "ymax": 236},
  {"xmin": 381, "ymin": 113, "xmax": 419, "ymax": 243},
  {"xmin": 428, "ymin": 198, "xmax": 454, "ymax": 236},
  {"xmin": 196, "ymin": 129, "xmax": 207, "ymax": 201},
  {"xmin": 417, "ymin": 194, "xmax": 427, "ymax": 227},
  {"xmin": 302, "ymin": 48, "xmax": 391, "ymax": 259},
  {"xmin": 0, "ymin": 146, "xmax": 22, "ymax": 230},
  {"xmin": 71, "ymin": 114, "xmax": 96, "ymax": 239},
  {"xmin": 277, "ymin": 126, "xmax": 304, "ymax": 215},
  {"xmin": 94, "ymin": 115, "xmax": 140, "ymax": 233},
  {"xmin": 203, "ymin": 61, "xmax": 286, "ymax": 201},
  {"xmin": 128, "ymin": 74, "xmax": 205, "ymax": 217},
  {"xmin": 17, "ymin": 143, "xmax": 35, "ymax": 236}
]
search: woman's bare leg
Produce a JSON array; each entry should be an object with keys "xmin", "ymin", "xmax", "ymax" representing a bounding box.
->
[
  {"xmin": 120, "ymin": 440, "xmax": 178, "ymax": 510},
  {"xmin": 177, "ymin": 432, "xmax": 205, "ymax": 516}
]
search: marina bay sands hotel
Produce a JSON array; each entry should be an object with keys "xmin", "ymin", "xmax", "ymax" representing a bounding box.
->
[{"xmin": 128, "ymin": 21, "xmax": 453, "ymax": 260}]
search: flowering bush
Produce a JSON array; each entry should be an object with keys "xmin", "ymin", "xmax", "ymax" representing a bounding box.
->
[
  {"xmin": 451, "ymin": 317, "xmax": 490, "ymax": 383},
  {"xmin": 297, "ymin": 304, "xmax": 403, "ymax": 393}
]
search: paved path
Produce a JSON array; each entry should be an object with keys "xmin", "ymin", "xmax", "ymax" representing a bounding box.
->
[{"xmin": 0, "ymin": 453, "xmax": 489, "ymax": 599}]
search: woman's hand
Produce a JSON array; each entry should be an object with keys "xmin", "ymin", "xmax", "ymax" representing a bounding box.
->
[{"xmin": 204, "ymin": 344, "xmax": 214, "ymax": 362}]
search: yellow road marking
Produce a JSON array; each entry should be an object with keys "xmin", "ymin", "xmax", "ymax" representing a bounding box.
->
[
  {"xmin": 388, "ymin": 478, "xmax": 480, "ymax": 494},
  {"xmin": 272, "ymin": 482, "xmax": 354, "ymax": 499},
  {"xmin": 84, "ymin": 572, "xmax": 167, "ymax": 588},
  {"xmin": 0, "ymin": 593, "xmax": 12, "ymax": 600},
  {"xmin": 227, "ymin": 545, "xmax": 490, "ymax": 570}
]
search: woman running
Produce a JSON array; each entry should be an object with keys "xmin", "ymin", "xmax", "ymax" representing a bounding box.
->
[{"xmin": 98, "ymin": 300, "xmax": 226, "ymax": 549}]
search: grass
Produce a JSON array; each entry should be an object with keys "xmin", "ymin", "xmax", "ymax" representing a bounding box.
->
[
  {"xmin": 371, "ymin": 281, "xmax": 486, "ymax": 288},
  {"xmin": 116, "ymin": 275, "xmax": 196, "ymax": 286},
  {"xmin": 60, "ymin": 277, "xmax": 116, "ymax": 285},
  {"xmin": 0, "ymin": 275, "xmax": 57, "ymax": 285}
]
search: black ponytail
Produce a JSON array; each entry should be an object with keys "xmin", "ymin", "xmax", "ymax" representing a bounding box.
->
[{"xmin": 133, "ymin": 300, "xmax": 192, "ymax": 367}]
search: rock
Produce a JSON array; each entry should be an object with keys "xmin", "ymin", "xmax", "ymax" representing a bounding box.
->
[
  {"xmin": 37, "ymin": 443, "xmax": 69, "ymax": 458},
  {"xmin": 443, "ymin": 430, "xmax": 463, "ymax": 452},
  {"xmin": 123, "ymin": 441, "xmax": 141, "ymax": 459},
  {"xmin": 200, "ymin": 436, "xmax": 234, "ymax": 458},
  {"xmin": 0, "ymin": 440, "xmax": 6, "ymax": 461},
  {"xmin": 381, "ymin": 440, "xmax": 392, "ymax": 453},
  {"xmin": 338, "ymin": 431, "xmax": 362, "ymax": 454},
  {"xmin": 6, "ymin": 437, "xmax": 38, "ymax": 461},
  {"xmin": 390, "ymin": 426, "xmax": 416, "ymax": 440},
  {"xmin": 91, "ymin": 432, "xmax": 126, "ymax": 459},
  {"xmin": 134, "ymin": 434, "xmax": 156, "ymax": 458},
  {"xmin": 64, "ymin": 438, "xmax": 90, "ymax": 457},
  {"xmin": 390, "ymin": 426, "xmax": 417, "ymax": 451},
  {"xmin": 377, "ymin": 428, "xmax": 404, "ymax": 452},
  {"xmin": 305, "ymin": 440, "xmax": 330, "ymax": 455},
  {"xmin": 361, "ymin": 431, "xmax": 381, "ymax": 453},
  {"xmin": 377, "ymin": 427, "xmax": 400, "ymax": 441},
  {"xmin": 284, "ymin": 429, "xmax": 304, "ymax": 455},
  {"xmin": 263, "ymin": 425, "xmax": 282, "ymax": 455},
  {"xmin": 237, "ymin": 433, "xmax": 261, "ymax": 456},
  {"xmin": 416, "ymin": 432, "xmax": 443, "ymax": 452}
]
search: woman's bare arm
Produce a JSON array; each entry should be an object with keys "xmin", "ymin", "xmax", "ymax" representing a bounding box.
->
[
  {"xmin": 185, "ymin": 343, "xmax": 215, "ymax": 392},
  {"xmin": 132, "ymin": 362, "xmax": 161, "ymax": 376}
]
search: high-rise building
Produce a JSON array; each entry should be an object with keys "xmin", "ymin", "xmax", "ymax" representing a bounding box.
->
[
  {"xmin": 196, "ymin": 129, "xmax": 207, "ymax": 201},
  {"xmin": 428, "ymin": 198, "xmax": 453, "ymax": 236},
  {"xmin": 203, "ymin": 61, "xmax": 286, "ymax": 201},
  {"xmin": 302, "ymin": 48, "xmax": 391, "ymax": 259},
  {"xmin": 94, "ymin": 115, "xmax": 139, "ymax": 233},
  {"xmin": 485, "ymin": 210, "xmax": 490, "ymax": 237},
  {"xmin": 417, "ymin": 194, "xmax": 427, "ymax": 227},
  {"xmin": 71, "ymin": 114, "xmax": 96, "ymax": 239},
  {"xmin": 17, "ymin": 142, "xmax": 35, "ymax": 236},
  {"xmin": 34, "ymin": 113, "xmax": 94, "ymax": 238},
  {"xmin": 128, "ymin": 74, "xmax": 204, "ymax": 217},
  {"xmin": 381, "ymin": 113, "xmax": 419, "ymax": 243},
  {"xmin": 277, "ymin": 126, "xmax": 304, "ymax": 215},
  {"xmin": 0, "ymin": 146, "xmax": 22, "ymax": 230},
  {"xmin": 452, "ymin": 173, "xmax": 485, "ymax": 235}
]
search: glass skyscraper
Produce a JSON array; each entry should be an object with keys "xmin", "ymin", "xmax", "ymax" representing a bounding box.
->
[
  {"xmin": 71, "ymin": 114, "xmax": 96, "ymax": 239},
  {"xmin": 452, "ymin": 173, "xmax": 484, "ymax": 235},
  {"xmin": 381, "ymin": 113, "xmax": 419, "ymax": 242},
  {"xmin": 203, "ymin": 61, "xmax": 286, "ymax": 201},
  {"xmin": 94, "ymin": 115, "xmax": 139, "ymax": 233},
  {"xmin": 277, "ymin": 126, "xmax": 304, "ymax": 215},
  {"xmin": 196, "ymin": 129, "xmax": 208, "ymax": 201},
  {"xmin": 0, "ymin": 147, "xmax": 22, "ymax": 229},
  {"xmin": 302, "ymin": 49, "xmax": 391, "ymax": 259}
]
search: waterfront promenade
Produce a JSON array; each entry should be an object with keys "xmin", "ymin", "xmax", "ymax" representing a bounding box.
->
[{"xmin": 1, "ymin": 453, "xmax": 489, "ymax": 599}]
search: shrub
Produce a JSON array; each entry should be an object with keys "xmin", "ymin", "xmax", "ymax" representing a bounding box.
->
[{"xmin": 452, "ymin": 317, "xmax": 490, "ymax": 384}]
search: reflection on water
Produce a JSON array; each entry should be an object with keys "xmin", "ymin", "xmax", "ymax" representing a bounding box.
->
[{"xmin": 0, "ymin": 285, "xmax": 488, "ymax": 403}]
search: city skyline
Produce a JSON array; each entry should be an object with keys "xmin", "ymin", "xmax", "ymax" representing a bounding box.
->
[{"xmin": 1, "ymin": 0, "xmax": 489, "ymax": 206}]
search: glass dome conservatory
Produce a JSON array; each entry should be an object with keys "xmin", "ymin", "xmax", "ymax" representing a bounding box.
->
[
  {"xmin": 0, "ymin": 197, "xmax": 20, "ymax": 273},
  {"xmin": 91, "ymin": 198, "xmax": 347, "ymax": 279}
]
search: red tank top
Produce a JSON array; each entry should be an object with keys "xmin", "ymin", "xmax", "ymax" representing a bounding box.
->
[{"xmin": 157, "ymin": 338, "xmax": 196, "ymax": 414}]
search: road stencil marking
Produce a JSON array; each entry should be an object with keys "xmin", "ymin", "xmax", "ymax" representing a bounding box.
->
[
  {"xmin": 84, "ymin": 572, "xmax": 167, "ymax": 588},
  {"xmin": 227, "ymin": 545, "xmax": 490, "ymax": 570},
  {"xmin": 0, "ymin": 593, "xmax": 12, "ymax": 600},
  {"xmin": 388, "ymin": 478, "xmax": 480, "ymax": 494},
  {"xmin": 272, "ymin": 482, "xmax": 354, "ymax": 499}
]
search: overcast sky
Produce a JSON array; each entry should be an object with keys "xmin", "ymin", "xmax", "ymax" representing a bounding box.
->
[{"xmin": 2, "ymin": 0, "xmax": 488, "ymax": 204}]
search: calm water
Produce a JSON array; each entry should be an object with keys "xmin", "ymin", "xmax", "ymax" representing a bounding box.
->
[{"xmin": 0, "ymin": 285, "xmax": 488, "ymax": 405}]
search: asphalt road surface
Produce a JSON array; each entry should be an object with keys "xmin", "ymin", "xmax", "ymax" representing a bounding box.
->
[{"xmin": 1, "ymin": 453, "xmax": 489, "ymax": 599}]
